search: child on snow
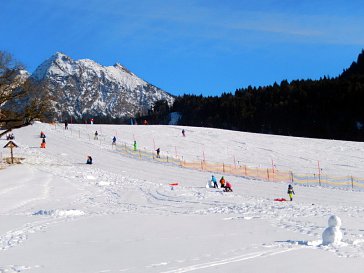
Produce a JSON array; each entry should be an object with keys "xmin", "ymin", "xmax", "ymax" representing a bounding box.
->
[
  {"xmin": 220, "ymin": 176, "xmax": 226, "ymax": 188},
  {"xmin": 211, "ymin": 175, "xmax": 218, "ymax": 188},
  {"xmin": 156, "ymin": 148, "xmax": 160, "ymax": 158},
  {"xmin": 287, "ymin": 184, "xmax": 295, "ymax": 201},
  {"xmin": 86, "ymin": 156, "xmax": 93, "ymax": 164},
  {"xmin": 40, "ymin": 137, "xmax": 46, "ymax": 148},
  {"xmin": 94, "ymin": 131, "xmax": 98, "ymax": 140},
  {"xmin": 224, "ymin": 181, "xmax": 233, "ymax": 192}
]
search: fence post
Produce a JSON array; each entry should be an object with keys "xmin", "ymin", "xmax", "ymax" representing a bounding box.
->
[
  {"xmin": 223, "ymin": 163, "xmax": 225, "ymax": 172},
  {"xmin": 290, "ymin": 171, "xmax": 294, "ymax": 183},
  {"xmin": 201, "ymin": 160, "xmax": 203, "ymax": 170},
  {"xmin": 351, "ymin": 176, "xmax": 354, "ymax": 190},
  {"xmin": 318, "ymin": 161, "xmax": 321, "ymax": 186},
  {"xmin": 267, "ymin": 169, "xmax": 270, "ymax": 181},
  {"xmin": 244, "ymin": 165, "xmax": 247, "ymax": 176},
  {"xmin": 167, "ymin": 156, "xmax": 169, "ymax": 163}
]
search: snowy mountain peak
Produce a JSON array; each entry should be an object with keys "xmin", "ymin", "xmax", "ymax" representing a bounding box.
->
[
  {"xmin": 31, "ymin": 52, "xmax": 174, "ymax": 120},
  {"xmin": 113, "ymin": 63, "xmax": 134, "ymax": 76}
]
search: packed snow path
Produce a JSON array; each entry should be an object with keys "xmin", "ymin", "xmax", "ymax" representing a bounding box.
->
[{"xmin": 0, "ymin": 123, "xmax": 364, "ymax": 272}]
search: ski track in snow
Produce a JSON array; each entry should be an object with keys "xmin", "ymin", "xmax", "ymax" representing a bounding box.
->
[{"xmin": 160, "ymin": 248, "xmax": 299, "ymax": 273}]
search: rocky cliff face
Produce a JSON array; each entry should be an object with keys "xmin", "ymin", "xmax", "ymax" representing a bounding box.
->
[{"xmin": 32, "ymin": 52, "xmax": 174, "ymax": 120}]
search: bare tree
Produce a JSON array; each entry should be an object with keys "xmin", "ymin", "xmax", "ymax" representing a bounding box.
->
[{"xmin": 0, "ymin": 51, "xmax": 52, "ymax": 138}]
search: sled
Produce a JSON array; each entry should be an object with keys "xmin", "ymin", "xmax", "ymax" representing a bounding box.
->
[{"xmin": 274, "ymin": 198, "xmax": 287, "ymax": 202}]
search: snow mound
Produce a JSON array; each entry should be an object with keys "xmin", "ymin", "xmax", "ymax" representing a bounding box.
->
[
  {"xmin": 322, "ymin": 215, "xmax": 343, "ymax": 245},
  {"xmin": 33, "ymin": 209, "xmax": 85, "ymax": 217},
  {"xmin": 85, "ymin": 175, "xmax": 97, "ymax": 180},
  {"xmin": 97, "ymin": 181, "xmax": 113, "ymax": 186}
]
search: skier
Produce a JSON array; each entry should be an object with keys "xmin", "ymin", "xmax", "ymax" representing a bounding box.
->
[
  {"xmin": 94, "ymin": 131, "xmax": 98, "ymax": 140},
  {"xmin": 219, "ymin": 176, "xmax": 226, "ymax": 188},
  {"xmin": 287, "ymin": 184, "xmax": 295, "ymax": 201},
  {"xmin": 64, "ymin": 120, "xmax": 68, "ymax": 130},
  {"xmin": 40, "ymin": 137, "xmax": 46, "ymax": 148},
  {"xmin": 112, "ymin": 136, "xmax": 116, "ymax": 145},
  {"xmin": 86, "ymin": 156, "xmax": 93, "ymax": 164},
  {"xmin": 224, "ymin": 181, "xmax": 233, "ymax": 192},
  {"xmin": 156, "ymin": 148, "xmax": 160, "ymax": 158},
  {"xmin": 211, "ymin": 175, "xmax": 218, "ymax": 188},
  {"xmin": 182, "ymin": 129, "xmax": 185, "ymax": 137},
  {"xmin": 133, "ymin": 140, "xmax": 137, "ymax": 151},
  {"xmin": 40, "ymin": 131, "xmax": 46, "ymax": 138}
]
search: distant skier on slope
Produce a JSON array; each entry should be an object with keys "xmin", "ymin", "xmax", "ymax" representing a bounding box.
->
[
  {"xmin": 182, "ymin": 129, "xmax": 185, "ymax": 137},
  {"xmin": 94, "ymin": 131, "xmax": 98, "ymax": 140},
  {"xmin": 156, "ymin": 148, "xmax": 160, "ymax": 158},
  {"xmin": 86, "ymin": 156, "xmax": 93, "ymax": 164},
  {"xmin": 133, "ymin": 140, "xmax": 137, "ymax": 151},
  {"xmin": 287, "ymin": 184, "xmax": 295, "ymax": 201},
  {"xmin": 112, "ymin": 136, "xmax": 116, "ymax": 145},
  {"xmin": 40, "ymin": 137, "xmax": 46, "ymax": 148}
]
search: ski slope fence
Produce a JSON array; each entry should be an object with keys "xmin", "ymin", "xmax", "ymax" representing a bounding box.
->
[{"xmin": 49, "ymin": 123, "xmax": 364, "ymax": 191}]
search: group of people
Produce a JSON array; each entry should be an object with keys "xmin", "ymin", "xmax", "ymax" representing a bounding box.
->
[
  {"xmin": 6, "ymin": 132, "xmax": 15, "ymax": 140},
  {"xmin": 210, "ymin": 175, "xmax": 233, "ymax": 192},
  {"xmin": 210, "ymin": 175, "xmax": 296, "ymax": 199}
]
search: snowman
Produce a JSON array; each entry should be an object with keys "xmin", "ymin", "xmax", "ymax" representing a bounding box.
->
[{"xmin": 322, "ymin": 215, "xmax": 342, "ymax": 245}]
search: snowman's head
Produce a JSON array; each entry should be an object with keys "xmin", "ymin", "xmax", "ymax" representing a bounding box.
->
[{"xmin": 328, "ymin": 215, "xmax": 342, "ymax": 228}]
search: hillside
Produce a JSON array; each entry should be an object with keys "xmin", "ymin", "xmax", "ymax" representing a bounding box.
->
[{"xmin": 1, "ymin": 124, "xmax": 364, "ymax": 272}]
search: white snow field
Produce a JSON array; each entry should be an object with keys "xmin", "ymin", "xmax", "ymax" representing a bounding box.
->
[{"xmin": 1, "ymin": 122, "xmax": 364, "ymax": 273}]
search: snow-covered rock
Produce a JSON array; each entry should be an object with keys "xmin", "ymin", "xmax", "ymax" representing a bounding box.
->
[
  {"xmin": 322, "ymin": 215, "xmax": 343, "ymax": 245},
  {"xmin": 31, "ymin": 52, "xmax": 174, "ymax": 119}
]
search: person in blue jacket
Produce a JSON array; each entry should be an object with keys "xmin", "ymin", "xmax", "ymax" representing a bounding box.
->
[{"xmin": 211, "ymin": 175, "xmax": 218, "ymax": 188}]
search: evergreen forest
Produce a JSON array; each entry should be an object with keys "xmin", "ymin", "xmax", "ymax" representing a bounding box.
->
[{"xmin": 167, "ymin": 50, "xmax": 364, "ymax": 141}]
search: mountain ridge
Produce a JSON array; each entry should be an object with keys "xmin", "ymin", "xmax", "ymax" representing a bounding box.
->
[{"xmin": 31, "ymin": 52, "xmax": 174, "ymax": 120}]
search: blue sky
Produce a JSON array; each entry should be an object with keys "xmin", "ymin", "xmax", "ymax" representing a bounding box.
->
[{"xmin": 1, "ymin": 0, "xmax": 364, "ymax": 96}]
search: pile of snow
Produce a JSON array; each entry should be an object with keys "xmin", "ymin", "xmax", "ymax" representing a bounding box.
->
[
  {"xmin": 322, "ymin": 215, "xmax": 343, "ymax": 245},
  {"xmin": 33, "ymin": 209, "xmax": 85, "ymax": 217}
]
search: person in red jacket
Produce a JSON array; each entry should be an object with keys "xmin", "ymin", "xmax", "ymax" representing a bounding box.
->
[{"xmin": 224, "ymin": 181, "xmax": 233, "ymax": 192}]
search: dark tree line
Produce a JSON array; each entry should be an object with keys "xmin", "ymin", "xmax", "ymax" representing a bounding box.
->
[{"xmin": 171, "ymin": 50, "xmax": 364, "ymax": 141}]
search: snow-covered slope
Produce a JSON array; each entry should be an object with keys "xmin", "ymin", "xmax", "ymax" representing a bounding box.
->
[
  {"xmin": 1, "ymin": 124, "xmax": 364, "ymax": 272},
  {"xmin": 32, "ymin": 52, "xmax": 174, "ymax": 119}
]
